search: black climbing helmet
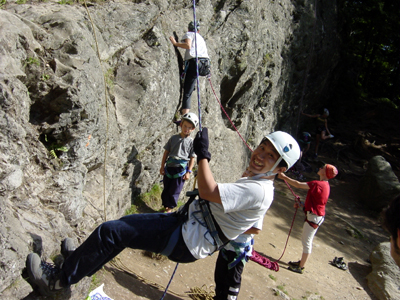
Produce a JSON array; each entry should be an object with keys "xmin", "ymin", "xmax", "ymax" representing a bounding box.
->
[{"xmin": 188, "ymin": 21, "xmax": 200, "ymax": 32}]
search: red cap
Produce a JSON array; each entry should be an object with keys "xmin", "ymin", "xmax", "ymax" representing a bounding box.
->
[{"xmin": 326, "ymin": 164, "xmax": 338, "ymax": 179}]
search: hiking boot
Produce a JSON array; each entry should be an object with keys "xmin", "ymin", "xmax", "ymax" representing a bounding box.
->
[
  {"xmin": 61, "ymin": 238, "xmax": 76, "ymax": 260},
  {"xmin": 26, "ymin": 253, "xmax": 65, "ymax": 295},
  {"xmin": 288, "ymin": 264, "xmax": 304, "ymax": 274},
  {"xmin": 288, "ymin": 260, "xmax": 301, "ymax": 267}
]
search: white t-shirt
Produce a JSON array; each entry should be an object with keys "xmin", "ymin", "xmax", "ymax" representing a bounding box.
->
[
  {"xmin": 182, "ymin": 177, "xmax": 274, "ymax": 259},
  {"xmin": 182, "ymin": 32, "xmax": 209, "ymax": 61}
]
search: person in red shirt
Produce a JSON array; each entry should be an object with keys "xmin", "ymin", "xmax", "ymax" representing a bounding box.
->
[{"xmin": 278, "ymin": 164, "xmax": 338, "ymax": 274}]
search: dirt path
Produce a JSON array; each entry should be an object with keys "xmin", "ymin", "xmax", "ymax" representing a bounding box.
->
[{"xmin": 94, "ymin": 155, "xmax": 388, "ymax": 300}]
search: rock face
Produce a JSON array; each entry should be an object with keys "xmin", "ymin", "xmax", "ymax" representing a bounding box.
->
[
  {"xmin": 358, "ymin": 156, "xmax": 400, "ymax": 211},
  {"xmin": 0, "ymin": 0, "xmax": 339, "ymax": 298},
  {"xmin": 367, "ymin": 242, "xmax": 400, "ymax": 300}
]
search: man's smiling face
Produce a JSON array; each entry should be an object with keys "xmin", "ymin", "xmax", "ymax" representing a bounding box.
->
[{"xmin": 248, "ymin": 139, "xmax": 281, "ymax": 174}]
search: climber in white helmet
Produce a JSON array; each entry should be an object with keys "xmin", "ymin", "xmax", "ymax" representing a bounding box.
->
[{"xmin": 26, "ymin": 127, "xmax": 300, "ymax": 296}]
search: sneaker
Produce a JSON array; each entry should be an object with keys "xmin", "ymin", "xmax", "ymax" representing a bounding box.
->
[
  {"xmin": 61, "ymin": 238, "xmax": 76, "ymax": 260},
  {"xmin": 26, "ymin": 253, "xmax": 64, "ymax": 295},
  {"xmin": 288, "ymin": 260, "xmax": 301, "ymax": 267},
  {"xmin": 288, "ymin": 264, "xmax": 304, "ymax": 274}
]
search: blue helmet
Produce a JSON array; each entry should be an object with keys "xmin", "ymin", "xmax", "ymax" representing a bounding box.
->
[{"xmin": 299, "ymin": 132, "xmax": 311, "ymax": 144}]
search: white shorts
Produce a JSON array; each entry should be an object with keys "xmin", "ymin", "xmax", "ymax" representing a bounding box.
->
[{"xmin": 301, "ymin": 211, "xmax": 324, "ymax": 254}]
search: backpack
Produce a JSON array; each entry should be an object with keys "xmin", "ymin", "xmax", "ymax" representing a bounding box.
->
[{"xmin": 198, "ymin": 58, "xmax": 211, "ymax": 76}]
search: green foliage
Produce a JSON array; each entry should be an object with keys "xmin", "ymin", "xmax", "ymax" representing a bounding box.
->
[
  {"xmin": 277, "ymin": 284, "xmax": 288, "ymax": 295},
  {"xmin": 262, "ymin": 53, "xmax": 272, "ymax": 66},
  {"xmin": 85, "ymin": 273, "xmax": 101, "ymax": 299},
  {"xmin": 58, "ymin": 0, "xmax": 73, "ymax": 4},
  {"xmin": 338, "ymin": 0, "xmax": 400, "ymax": 107},
  {"xmin": 125, "ymin": 204, "xmax": 138, "ymax": 215},
  {"xmin": 346, "ymin": 225, "xmax": 365, "ymax": 239},
  {"xmin": 127, "ymin": 184, "xmax": 163, "ymax": 213},
  {"xmin": 41, "ymin": 74, "xmax": 50, "ymax": 81},
  {"xmin": 268, "ymin": 274, "xmax": 277, "ymax": 281},
  {"xmin": 16, "ymin": 0, "xmax": 26, "ymax": 4},
  {"xmin": 0, "ymin": 0, "xmax": 7, "ymax": 8},
  {"xmin": 104, "ymin": 68, "xmax": 115, "ymax": 88},
  {"xmin": 141, "ymin": 184, "xmax": 162, "ymax": 206},
  {"xmin": 372, "ymin": 97, "xmax": 398, "ymax": 109},
  {"xmin": 45, "ymin": 135, "xmax": 68, "ymax": 159},
  {"xmin": 25, "ymin": 57, "xmax": 40, "ymax": 66}
]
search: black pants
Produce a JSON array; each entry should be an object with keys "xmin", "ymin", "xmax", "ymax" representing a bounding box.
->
[
  {"xmin": 182, "ymin": 59, "xmax": 198, "ymax": 110},
  {"xmin": 214, "ymin": 250, "xmax": 244, "ymax": 300},
  {"xmin": 161, "ymin": 166, "xmax": 185, "ymax": 209},
  {"xmin": 59, "ymin": 213, "xmax": 196, "ymax": 287},
  {"xmin": 181, "ymin": 58, "xmax": 210, "ymax": 110}
]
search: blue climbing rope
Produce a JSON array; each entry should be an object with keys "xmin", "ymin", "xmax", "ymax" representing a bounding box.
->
[
  {"xmin": 159, "ymin": 261, "xmax": 179, "ymax": 300},
  {"xmin": 160, "ymin": 5, "xmax": 201, "ymax": 299}
]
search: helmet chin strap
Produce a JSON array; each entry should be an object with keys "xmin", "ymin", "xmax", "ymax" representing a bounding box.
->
[{"xmin": 250, "ymin": 156, "xmax": 283, "ymax": 179}]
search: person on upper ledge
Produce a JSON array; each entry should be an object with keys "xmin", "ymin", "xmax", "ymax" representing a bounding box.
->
[{"xmin": 169, "ymin": 21, "xmax": 210, "ymax": 118}]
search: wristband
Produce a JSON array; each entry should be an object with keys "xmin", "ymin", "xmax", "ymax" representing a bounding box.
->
[{"xmin": 187, "ymin": 170, "xmax": 192, "ymax": 173}]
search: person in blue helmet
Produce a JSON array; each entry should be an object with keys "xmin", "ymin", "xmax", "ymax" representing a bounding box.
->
[
  {"xmin": 298, "ymin": 131, "xmax": 311, "ymax": 162},
  {"xmin": 302, "ymin": 108, "xmax": 334, "ymax": 159}
]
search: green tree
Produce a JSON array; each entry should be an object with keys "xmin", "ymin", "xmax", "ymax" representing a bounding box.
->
[{"xmin": 338, "ymin": 0, "xmax": 400, "ymax": 106}]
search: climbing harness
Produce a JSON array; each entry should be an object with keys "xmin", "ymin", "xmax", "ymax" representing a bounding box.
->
[
  {"xmin": 164, "ymin": 157, "xmax": 188, "ymax": 179},
  {"xmin": 221, "ymin": 239, "xmax": 253, "ymax": 269},
  {"xmin": 198, "ymin": 198, "xmax": 229, "ymax": 249}
]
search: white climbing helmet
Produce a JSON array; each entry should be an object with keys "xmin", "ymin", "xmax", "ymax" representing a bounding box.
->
[
  {"xmin": 262, "ymin": 131, "xmax": 301, "ymax": 174},
  {"xmin": 323, "ymin": 108, "xmax": 329, "ymax": 116},
  {"xmin": 182, "ymin": 112, "xmax": 199, "ymax": 128}
]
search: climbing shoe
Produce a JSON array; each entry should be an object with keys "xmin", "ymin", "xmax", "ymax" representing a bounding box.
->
[
  {"xmin": 331, "ymin": 256, "xmax": 347, "ymax": 270},
  {"xmin": 26, "ymin": 253, "xmax": 65, "ymax": 295},
  {"xmin": 288, "ymin": 260, "xmax": 301, "ymax": 267},
  {"xmin": 288, "ymin": 264, "xmax": 304, "ymax": 274},
  {"xmin": 61, "ymin": 238, "xmax": 76, "ymax": 260}
]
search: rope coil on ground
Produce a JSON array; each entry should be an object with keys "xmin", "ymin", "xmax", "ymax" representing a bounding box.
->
[{"xmin": 187, "ymin": 285, "xmax": 216, "ymax": 300}]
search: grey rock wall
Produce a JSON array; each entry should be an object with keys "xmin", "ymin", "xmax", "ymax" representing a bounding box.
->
[
  {"xmin": 0, "ymin": 0, "xmax": 339, "ymax": 297},
  {"xmin": 367, "ymin": 242, "xmax": 400, "ymax": 300}
]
